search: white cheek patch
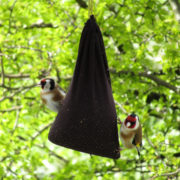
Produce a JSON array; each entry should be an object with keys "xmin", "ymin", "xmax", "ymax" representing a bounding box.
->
[{"xmin": 127, "ymin": 122, "xmax": 131, "ymax": 127}]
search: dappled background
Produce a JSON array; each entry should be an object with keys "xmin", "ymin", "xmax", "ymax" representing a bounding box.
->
[{"xmin": 0, "ymin": 0, "xmax": 180, "ymax": 179}]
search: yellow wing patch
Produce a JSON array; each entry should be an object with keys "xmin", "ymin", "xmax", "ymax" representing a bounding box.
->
[{"xmin": 136, "ymin": 143, "xmax": 140, "ymax": 147}]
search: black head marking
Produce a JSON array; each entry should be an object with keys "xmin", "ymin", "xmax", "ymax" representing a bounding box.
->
[
  {"xmin": 130, "ymin": 113, "xmax": 140, "ymax": 123},
  {"xmin": 49, "ymin": 79, "xmax": 55, "ymax": 90},
  {"xmin": 130, "ymin": 113, "xmax": 136, "ymax": 118}
]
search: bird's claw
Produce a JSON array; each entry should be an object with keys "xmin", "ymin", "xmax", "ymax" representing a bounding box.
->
[
  {"xmin": 115, "ymin": 147, "xmax": 123, "ymax": 153},
  {"xmin": 117, "ymin": 118, "xmax": 122, "ymax": 124}
]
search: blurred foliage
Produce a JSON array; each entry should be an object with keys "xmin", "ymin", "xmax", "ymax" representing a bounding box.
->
[{"xmin": 0, "ymin": 0, "xmax": 180, "ymax": 179}]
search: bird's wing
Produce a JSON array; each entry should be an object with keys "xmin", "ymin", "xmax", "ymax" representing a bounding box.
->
[
  {"xmin": 132, "ymin": 124, "xmax": 142, "ymax": 157},
  {"xmin": 57, "ymin": 85, "xmax": 66, "ymax": 97},
  {"xmin": 132, "ymin": 124, "xmax": 142, "ymax": 147}
]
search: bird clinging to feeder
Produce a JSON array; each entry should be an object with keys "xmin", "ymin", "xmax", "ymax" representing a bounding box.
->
[
  {"xmin": 120, "ymin": 114, "xmax": 142, "ymax": 156},
  {"xmin": 39, "ymin": 78, "xmax": 65, "ymax": 112}
]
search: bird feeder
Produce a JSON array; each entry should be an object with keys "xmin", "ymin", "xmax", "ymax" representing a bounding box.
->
[{"xmin": 48, "ymin": 15, "xmax": 120, "ymax": 159}]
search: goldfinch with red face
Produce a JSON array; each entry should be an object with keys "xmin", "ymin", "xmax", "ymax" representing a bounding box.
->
[
  {"xmin": 120, "ymin": 114, "xmax": 142, "ymax": 156},
  {"xmin": 39, "ymin": 78, "xmax": 65, "ymax": 112}
]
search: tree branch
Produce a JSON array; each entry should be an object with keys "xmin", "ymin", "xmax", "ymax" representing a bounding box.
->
[
  {"xmin": 139, "ymin": 72, "xmax": 179, "ymax": 93},
  {"xmin": 0, "ymin": 90, "xmax": 21, "ymax": 102},
  {"xmin": 48, "ymin": 148, "xmax": 69, "ymax": 163},
  {"xmin": 0, "ymin": 156, "xmax": 10, "ymax": 162},
  {"xmin": 76, "ymin": 0, "xmax": 87, "ymax": 8},
  {"xmin": 150, "ymin": 168, "xmax": 180, "ymax": 180},
  {"xmin": 95, "ymin": 166, "xmax": 150, "ymax": 176},
  {"xmin": 0, "ymin": 73, "xmax": 30, "ymax": 79},
  {"xmin": 110, "ymin": 69, "xmax": 179, "ymax": 93},
  {"xmin": 0, "ymin": 106, "xmax": 22, "ymax": 113},
  {"xmin": 145, "ymin": 134, "xmax": 162, "ymax": 157},
  {"xmin": 11, "ymin": 109, "xmax": 20, "ymax": 135},
  {"xmin": 8, "ymin": 0, "xmax": 17, "ymax": 33},
  {"xmin": 0, "ymin": 83, "xmax": 37, "ymax": 91},
  {"xmin": 32, "ymin": 123, "xmax": 52, "ymax": 141},
  {"xmin": 0, "ymin": 84, "xmax": 36, "ymax": 102},
  {"xmin": 0, "ymin": 49, "xmax": 5, "ymax": 85},
  {"xmin": 169, "ymin": 0, "xmax": 180, "ymax": 22},
  {"xmin": 114, "ymin": 100, "xmax": 128, "ymax": 114},
  {"xmin": 4, "ymin": 45, "xmax": 44, "ymax": 52},
  {"xmin": 25, "ymin": 22, "xmax": 58, "ymax": 29},
  {"xmin": 34, "ymin": 144, "xmax": 68, "ymax": 163}
]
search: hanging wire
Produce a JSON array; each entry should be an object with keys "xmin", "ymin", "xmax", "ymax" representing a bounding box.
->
[{"xmin": 88, "ymin": 0, "xmax": 93, "ymax": 17}]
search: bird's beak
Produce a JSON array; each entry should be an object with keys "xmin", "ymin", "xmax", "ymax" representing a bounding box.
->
[
  {"xmin": 127, "ymin": 122, "xmax": 131, "ymax": 127},
  {"xmin": 37, "ymin": 83, "xmax": 41, "ymax": 86}
]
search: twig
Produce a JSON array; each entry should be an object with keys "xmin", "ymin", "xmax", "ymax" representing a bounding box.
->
[
  {"xmin": 25, "ymin": 22, "xmax": 58, "ymax": 29},
  {"xmin": 47, "ymin": 51, "xmax": 53, "ymax": 73},
  {"xmin": 0, "ymin": 73, "xmax": 30, "ymax": 79},
  {"xmin": 150, "ymin": 168, "xmax": 180, "ymax": 180},
  {"xmin": 0, "ymin": 106, "xmax": 22, "ymax": 113},
  {"xmin": 0, "ymin": 49, "xmax": 5, "ymax": 85},
  {"xmin": 61, "ymin": 76, "xmax": 72, "ymax": 81},
  {"xmin": 31, "ymin": 123, "xmax": 52, "ymax": 141},
  {"xmin": 145, "ymin": 133, "xmax": 166, "ymax": 166},
  {"xmin": 11, "ymin": 109, "xmax": 20, "ymax": 135},
  {"xmin": 49, "ymin": 150, "xmax": 68, "ymax": 163},
  {"xmin": 0, "ymin": 84, "xmax": 36, "ymax": 102},
  {"xmin": 0, "ymin": 156, "xmax": 10, "ymax": 162},
  {"xmin": 0, "ymin": 88, "xmax": 22, "ymax": 102},
  {"xmin": 0, "ymin": 83, "xmax": 37, "ymax": 91},
  {"xmin": 7, "ymin": 161, "xmax": 17, "ymax": 176},
  {"xmin": 34, "ymin": 144, "xmax": 68, "ymax": 163},
  {"xmin": 8, "ymin": 0, "xmax": 18, "ymax": 33},
  {"xmin": 95, "ymin": 166, "xmax": 150, "ymax": 176},
  {"xmin": 55, "ymin": 68, "xmax": 61, "ymax": 83},
  {"xmin": 60, "ymin": 32, "xmax": 74, "ymax": 45},
  {"xmin": 114, "ymin": 100, "xmax": 128, "ymax": 114},
  {"xmin": 4, "ymin": 45, "xmax": 44, "ymax": 52}
]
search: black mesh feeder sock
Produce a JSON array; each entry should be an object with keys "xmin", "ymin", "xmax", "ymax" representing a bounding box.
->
[{"xmin": 48, "ymin": 15, "xmax": 120, "ymax": 159}]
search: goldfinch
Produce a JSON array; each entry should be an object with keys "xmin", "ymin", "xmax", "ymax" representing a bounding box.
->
[
  {"xmin": 39, "ymin": 78, "xmax": 65, "ymax": 112},
  {"xmin": 120, "ymin": 114, "xmax": 142, "ymax": 156}
]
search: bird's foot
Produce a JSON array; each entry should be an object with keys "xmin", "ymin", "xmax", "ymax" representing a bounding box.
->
[
  {"xmin": 115, "ymin": 147, "xmax": 124, "ymax": 153},
  {"xmin": 117, "ymin": 118, "xmax": 122, "ymax": 124}
]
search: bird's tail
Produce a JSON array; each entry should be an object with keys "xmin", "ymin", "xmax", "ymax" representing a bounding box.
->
[{"xmin": 136, "ymin": 144, "xmax": 141, "ymax": 157}]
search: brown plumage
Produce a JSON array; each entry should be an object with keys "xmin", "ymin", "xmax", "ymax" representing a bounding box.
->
[
  {"xmin": 133, "ymin": 124, "xmax": 142, "ymax": 147},
  {"xmin": 120, "ymin": 114, "xmax": 142, "ymax": 156},
  {"xmin": 39, "ymin": 78, "xmax": 65, "ymax": 112}
]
